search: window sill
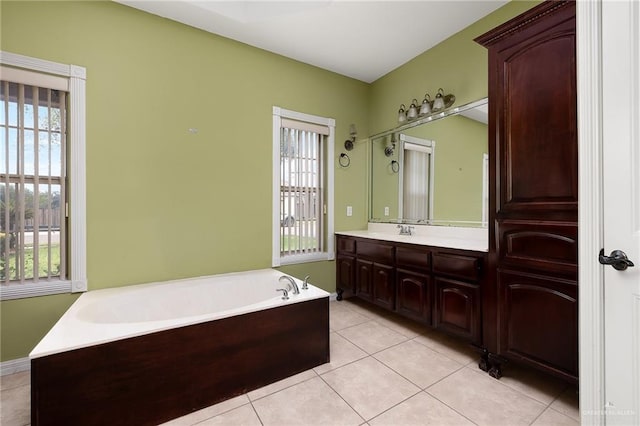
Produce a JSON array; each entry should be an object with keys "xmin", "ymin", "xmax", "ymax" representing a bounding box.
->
[
  {"xmin": 278, "ymin": 252, "xmax": 334, "ymax": 266},
  {"xmin": 0, "ymin": 279, "xmax": 84, "ymax": 301}
]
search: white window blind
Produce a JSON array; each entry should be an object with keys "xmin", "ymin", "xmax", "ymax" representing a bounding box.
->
[
  {"xmin": 280, "ymin": 126, "xmax": 323, "ymax": 257},
  {"xmin": 272, "ymin": 107, "xmax": 335, "ymax": 267},
  {"xmin": 1, "ymin": 81, "xmax": 66, "ymax": 283}
]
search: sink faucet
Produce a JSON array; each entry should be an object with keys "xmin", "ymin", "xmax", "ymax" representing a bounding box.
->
[
  {"xmin": 279, "ymin": 275, "xmax": 300, "ymax": 295},
  {"xmin": 397, "ymin": 224, "xmax": 415, "ymax": 236}
]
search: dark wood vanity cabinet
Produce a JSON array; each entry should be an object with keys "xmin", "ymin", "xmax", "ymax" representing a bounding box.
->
[
  {"xmin": 476, "ymin": 0, "xmax": 578, "ymax": 383},
  {"xmin": 433, "ymin": 250, "xmax": 482, "ymax": 343},
  {"xmin": 336, "ymin": 234, "xmax": 485, "ymax": 345},
  {"xmin": 355, "ymin": 240, "xmax": 395, "ymax": 309}
]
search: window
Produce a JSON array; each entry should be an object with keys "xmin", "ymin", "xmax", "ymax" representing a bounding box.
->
[
  {"xmin": 398, "ymin": 134, "xmax": 435, "ymax": 223},
  {"xmin": 0, "ymin": 51, "xmax": 86, "ymax": 300},
  {"xmin": 272, "ymin": 107, "xmax": 334, "ymax": 266}
]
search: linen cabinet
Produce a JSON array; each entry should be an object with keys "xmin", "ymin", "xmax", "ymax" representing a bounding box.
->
[{"xmin": 476, "ymin": 0, "xmax": 578, "ymax": 383}]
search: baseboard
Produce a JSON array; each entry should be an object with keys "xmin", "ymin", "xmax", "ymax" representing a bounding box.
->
[{"xmin": 1, "ymin": 357, "xmax": 30, "ymax": 376}]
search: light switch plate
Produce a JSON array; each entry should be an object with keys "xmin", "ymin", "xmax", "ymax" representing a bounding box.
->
[{"xmin": 346, "ymin": 206, "xmax": 353, "ymax": 216}]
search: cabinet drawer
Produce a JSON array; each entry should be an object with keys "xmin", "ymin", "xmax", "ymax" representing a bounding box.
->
[
  {"xmin": 336, "ymin": 236, "xmax": 356, "ymax": 254},
  {"xmin": 357, "ymin": 240, "xmax": 394, "ymax": 263},
  {"xmin": 432, "ymin": 251, "xmax": 482, "ymax": 282},
  {"xmin": 396, "ymin": 245, "xmax": 430, "ymax": 271},
  {"xmin": 498, "ymin": 220, "xmax": 577, "ymax": 277}
]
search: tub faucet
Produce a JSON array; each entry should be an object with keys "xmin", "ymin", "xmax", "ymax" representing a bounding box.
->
[
  {"xmin": 302, "ymin": 275, "xmax": 310, "ymax": 290},
  {"xmin": 276, "ymin": 288, "xmax": 289, "ymax": 300},
  {"xmin": 279, "ymin": 275, "xmax": 300, "ymax": 295}
]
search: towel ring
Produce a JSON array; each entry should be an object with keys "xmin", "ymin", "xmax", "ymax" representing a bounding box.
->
[{"xmin": 339, "ymin": 153, "xmax": 351, "ymax": 168}]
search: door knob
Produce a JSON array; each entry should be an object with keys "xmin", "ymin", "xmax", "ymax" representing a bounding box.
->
[{"xmin": 599, "ymin": 249, "xmax": 635, "ymax": 271}]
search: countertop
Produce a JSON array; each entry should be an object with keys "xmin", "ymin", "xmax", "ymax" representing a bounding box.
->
[{"xmin": 336, "ymin": 224, "xmax": 488, "ymax": 252}]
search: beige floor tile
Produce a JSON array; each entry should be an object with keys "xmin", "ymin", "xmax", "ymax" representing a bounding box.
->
[
  {"xmin": 321, "ymin": 356, "xmax": 420, "ymax": 421},
  {"xmin": 197, "ymin": 404, "xmax": 261, "ymax": 426},
  {"xmin": 314, "ymin": 332, "xmax": 368, "ymax": 375},
  {"xmin": 550, "ymin": 386, "xmax": 580, "ymax": 422},
  {"xmin": 252, "ymin": 376, "xmax": 363, "ymax": 425},
  {"xmin": 160, "ymin": 394, "xmax": 250, "ymax": 425},
  {"xmin": 0, "ymin": 384, "xmax": 30, "ymax": 426},
  {"xmin": 427, "ymin": 367, "xmax": 546, "ymax": 425},
  {"xmin": 480, "ymin": 362, "xmax": 567, "ymax": 405},
  {"xmin": 247, "ymin": 369, "xmax": 316, "ymax": 401},
  {"xmin": 531, "ymin": 407, "xmax": 580, "ymax": 426},
  {"xmin": 369, "ymin": 391, "xmax": 474, "ymax": 426},
  {"xmin": 338, "ymin": 299, "xmax": 385, "ymax": 319},
  {"xmin": 412, "ymin": 331, "xmax": 477, "ymax": 365},
  {"xmin": 338, "ymin": 321, "xmax": 409, "ymax": 354},
  {"xmin": 0, "ymin": 372, "xmax": 30, "ymax": 391},
  {"xmin": 372, "ymin": 313, "xmax": 426, "ymax": 339},
  {"xmin": 330, "ymin": 303, "xmax": 371, "ymax": 331},
  {"xmin": 374, "ymin": 340, "xmax": 464, "ymax": 388}
]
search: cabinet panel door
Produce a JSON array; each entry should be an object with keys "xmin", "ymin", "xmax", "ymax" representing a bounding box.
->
[
  {"xmin": 496, "ymin": 12, "xmax": 577, "ymax": 217},
  {"xmin": 396, "ymin": 269, "xmax": 431, "ymax": 324},
  {"xmin": 337, "ymin": 255, "xmax": 355, "ymax": 294},
  {"xmin": 373, "ymin": 263, "xmax": 395, "ymax": 310},
  {"xmin": 355, "ymin": 259, "xmax": 373, "ymax": 301},
  {"xmin": 434, "ymin": 277, "xmax": 480, "ymax": 343},
  {"xmin": 498, "ymin": 269, "xmax": 578, "ymax": 380}
]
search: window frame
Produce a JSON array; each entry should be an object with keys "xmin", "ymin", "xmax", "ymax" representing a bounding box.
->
[
  {"xmin": 0, "ymin": 51, "xmax": 87, "ymax": 300},
  {"xmin": 272, "ymin": 106, "xmax": 334, "ymax": 267}
]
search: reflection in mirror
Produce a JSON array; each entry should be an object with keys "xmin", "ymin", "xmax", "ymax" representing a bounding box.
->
[{"xmin": 370, "ymin": 98, "xmax": 488, "ymax": 227}]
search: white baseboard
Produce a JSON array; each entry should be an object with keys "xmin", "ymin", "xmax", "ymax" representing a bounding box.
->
[{"xmin": 1, "ymin": 357, "xmax": 30, "ymax": 376}]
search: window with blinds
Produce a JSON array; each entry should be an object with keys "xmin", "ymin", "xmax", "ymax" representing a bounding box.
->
[
  {"xmin": 280, "ymin": 125, "xmax": 323, "ymax": 256},
  {"xmin": 272, "ymin": 107, "xmax": 335, "ymax": 266},
  {"xmin": 1, "ymin": 80, "xmax": 66, "ymax": 283},
  {"xmin": 399, "ymin": 135, "xmax": 435, "ymax": 223}
]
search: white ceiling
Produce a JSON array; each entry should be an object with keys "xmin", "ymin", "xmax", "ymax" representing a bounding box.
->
[{"xmin": 115, "ymin": 0, "xmax": 508, "ymax": 83}]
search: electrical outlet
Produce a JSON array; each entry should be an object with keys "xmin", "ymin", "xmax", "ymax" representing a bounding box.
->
[
  {"xmin": 384, "ymin": 206, "xmax": 389, "ymax": 216},
  {"xmin": 346, "ymin": 206, "xmax": 353, "ymax": 217}
]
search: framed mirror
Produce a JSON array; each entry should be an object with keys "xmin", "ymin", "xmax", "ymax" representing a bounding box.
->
[{"xmin": 369, "ymin": 98, "xmax": 488, "ymax": 227}]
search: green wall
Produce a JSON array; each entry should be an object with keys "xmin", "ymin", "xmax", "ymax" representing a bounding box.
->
[
  {"xmin": 0, "ymin": 0, "xmax": 538, "ymax": 361},
  {"xmin": 0, "ymin": 0, "xmax": 369, "ymax": 361}
]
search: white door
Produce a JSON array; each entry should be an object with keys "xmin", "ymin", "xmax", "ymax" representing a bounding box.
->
[{"xmin": 602, "ymin": 0, "xmax": 640, "ymax": 424}]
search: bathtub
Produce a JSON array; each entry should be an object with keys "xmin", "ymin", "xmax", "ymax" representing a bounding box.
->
[{"xmin": 30, "ymin": 269, "xmax": 330, "ymax": 426}]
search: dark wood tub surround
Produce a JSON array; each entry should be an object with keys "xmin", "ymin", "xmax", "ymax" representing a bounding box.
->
[
  {"xmin": 336, "ymin": 234, "xmax": 486, "ymax": 346},
  {"xmin": 476, "ymin": 0, "xmax": 578, "ymax": 383},
  {"xmin": 31, "ymin": 298, "xmax": 330, "ymax": 426}
]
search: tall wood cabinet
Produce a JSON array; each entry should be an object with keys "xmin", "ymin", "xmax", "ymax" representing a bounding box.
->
[{"xmin": 476, "ymin": 0, "xmax": 578, "ymax": 383}]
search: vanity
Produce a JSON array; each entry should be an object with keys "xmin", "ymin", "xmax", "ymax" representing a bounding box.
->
[{"xmin": 336, "ymin": 225, "xmax": 487, "ymax": 346}]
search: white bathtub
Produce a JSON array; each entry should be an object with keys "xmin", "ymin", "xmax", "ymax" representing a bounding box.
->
[
  {"xmin": 30, "ymin": 268, "xmax": 329, "ymax": 359},
  {"xmin": 30, "ymin": 268, "xmax": 331, "ymax": 425}
]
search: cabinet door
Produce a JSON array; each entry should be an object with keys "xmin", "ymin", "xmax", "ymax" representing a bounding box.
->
[
  {"xmin": 396, "ymin": 269, "xmax": 431, "ymax": 324},
  {"xmin": 337, "ymin": 255, "xmax": 355, "ymax": 294},
  {"xmin": 372, "ymin": 263, "xmax": 395, "ymax": 310},
  {"xmin": 498, "ymin": 269, "xmax": 578, "ymax": 381},
  {"xmin": 355, "ymin": 259, "xmax": 374, "ymax": 301},
  {"xmin": 434, "ymin": 277, "xmax": 480, "ymax": 344}
]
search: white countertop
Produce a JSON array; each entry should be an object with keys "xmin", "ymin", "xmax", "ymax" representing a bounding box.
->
[{"xmin": 336, "ymin": 223, "xmax": 488, "ymax": 252}]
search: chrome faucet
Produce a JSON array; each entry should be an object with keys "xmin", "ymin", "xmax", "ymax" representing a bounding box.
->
[
  {"xmin": 302, "ymin": 275, "xmax": 310, "ymax": 290},
  {"xmin": 276, "ymin": 288, "xmax": 289, "ymax": 300},
  {"xmin": 279, "ymin": 275, "xmax": 300, "ymax": 295},
  {"xmin": 397, "ymin": 224, "xmax": 415, "ymax": 236}
]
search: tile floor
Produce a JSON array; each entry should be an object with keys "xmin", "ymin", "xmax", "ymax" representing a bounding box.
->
[{"xmin": 1, "ymin": 298, "xmax": 580, "ymax": 425}]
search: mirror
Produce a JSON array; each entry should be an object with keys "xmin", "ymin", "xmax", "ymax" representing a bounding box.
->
[{"xmin": 369, "ymin": 98, "xmax": 488, "ymax": 227}]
